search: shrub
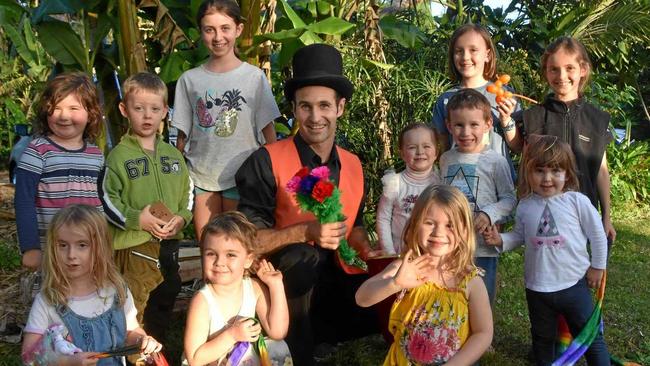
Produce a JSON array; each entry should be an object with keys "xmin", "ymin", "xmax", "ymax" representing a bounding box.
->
[{"xmin": 608, "ymin": 140, "xmax": 650, "ymax": 205}]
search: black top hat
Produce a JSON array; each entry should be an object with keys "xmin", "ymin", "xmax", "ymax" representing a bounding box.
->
[{"xmin": 284, "ymin": 44, "xmax": 354, "ymax": 101}]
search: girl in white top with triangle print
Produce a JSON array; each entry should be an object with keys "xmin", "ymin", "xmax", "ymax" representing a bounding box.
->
[{"xmin": 483, "ymin": 135, "xmax": 609, "ymax": 365}]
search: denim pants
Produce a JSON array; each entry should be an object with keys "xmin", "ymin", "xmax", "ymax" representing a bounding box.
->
[
  {"xmin": 475, "ymin": 256, "xmax": 498, "ymax": 304},
  {"xmin": 525, "ymin": 278, "xmax": 610, "ymax": 366}
]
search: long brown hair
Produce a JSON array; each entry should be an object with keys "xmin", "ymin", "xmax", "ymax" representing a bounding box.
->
[
  {"xmin": 447, "ymin": 24, "xmax": 497, "ymax": 82},
  {"xmin": 541, "ymin": 37, "xmax": 592, "ymax": 94},
  {"xmin": 42, "ymin": 205, "xmax": 126, "ymax": 307},
  {"xmin": 34, "ymin": 72, "xmax": 103, "ymax": 142},
  {"xmin": 518, "ymin": 134, "xmax": 580, "ymax": 199},
  {"xmin": 401, "ymin": 185, "xmax": 476, "ymax": 280}
]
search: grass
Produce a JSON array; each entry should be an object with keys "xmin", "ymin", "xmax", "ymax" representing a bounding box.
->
[{"xmin": 1, "ymin": 204, "xmax": 649, "ymax": 365}]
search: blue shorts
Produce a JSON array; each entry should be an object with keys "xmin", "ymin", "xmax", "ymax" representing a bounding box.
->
[{"xmin": 194, "ymin": 186, "xmax": 240, "ymax": 200}]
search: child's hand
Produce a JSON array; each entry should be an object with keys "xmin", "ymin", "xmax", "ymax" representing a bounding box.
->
[
  {"xmin": 139, "ymin": 335, "xmax": 163, "ymax": 355},
  {"xmin": 497, "ymin": 97, "xmax": 517, "ymax": 125},
  {"xmin": 482, "ymin": 225, "xmax": 502, "ymax": 246},
  {"xmin": 393, "ymin": 249, "xmax": 433, "ymax": 290},
  {"xmin": 586, "ymin": 267, "xmax": 604, "ymax": 289},
  {"xmin": 139, "ymin": 205, "xmax": 169, "ymax": 239},
  {"xmin": 603, "ymin": 217, "xmax": 616, "ymax": 243},
  {"xmin": 228, "ymin": 317, "xmax": 261, "ymax": 343},
  {"xmin": 256, "ymin": 259, "xmax": 283, "ymax": 288},
  {"xmin": 160, "ymin": 215, "xmax": 185, "ymax": 239},
  {"xmin": 474, "ymin": 212, "xmax": 491, "ymax": 234},
  {"xmin": 63, "ymin": 352, "xmax": 100, "ymax": 365},
  {"xmin": 21, "ymin": 249, "xmax": 42, "ymax": 270}
]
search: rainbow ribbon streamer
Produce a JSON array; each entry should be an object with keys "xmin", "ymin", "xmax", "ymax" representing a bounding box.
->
[
  {"xmin": 553, "ymin": 272, "xmax": 639, "ymax": 366},
  {"xmin": 255, "ymin": 334, "xmax": 271, "ymax": 366},
  {"xmin": 226, "ymin": 318, "xmax": 272, "ymax": 366}
]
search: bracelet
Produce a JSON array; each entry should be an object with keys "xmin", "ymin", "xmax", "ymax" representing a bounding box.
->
[{"xmin": 502, "ymin": 119, "xmax": 516, "ymax": 132}]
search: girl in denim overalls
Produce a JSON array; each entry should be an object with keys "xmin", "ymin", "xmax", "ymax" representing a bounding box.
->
[{"xmin": 22, "ymin": 205, "xmax": 162, "ymax": 365}]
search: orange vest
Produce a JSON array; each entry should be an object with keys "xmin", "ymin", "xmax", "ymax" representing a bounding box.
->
[{"xmin": 265, "ymin": 137, "xmax": 365, "ymax": 274}]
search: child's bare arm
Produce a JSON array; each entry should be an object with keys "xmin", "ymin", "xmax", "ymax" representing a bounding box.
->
[
  {"xmin": 356, "ymin": 250, "xmax": 433, "ymax": 307},
  {"xmin": 254, "ymin": 260, "xmax": 289, "ymax": 339},
  {"xmin": 261, "ymin": 122, "xmax": 277, "ymax": 144},
  {"xmin": 125, "ymin": 328, "xmax": 162, "ymax": 355},
  {"xmin": 184, "ymin": 293, "xmax": 259, "ymax": 365},
  {"xmin": 597, "ymin": 153, "xmax": 616, "ymax": 242},
  {"xmin": 445, "ymin": 276, "xmax": 493, "ymax": 366},
  {"xmin": 355, "ymin": 259, "xmax": 401, "ymax": 307}
]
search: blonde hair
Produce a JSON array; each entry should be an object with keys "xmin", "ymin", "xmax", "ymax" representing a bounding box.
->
[
  {"xmin": 518, "ymin": 135, "xmax": 580, "ymax": 199},
  {"xmin": 42, "ymin": 205, "xmax": 127, "ymax": 307},
  {"xmin": 401, "ymin": 185, "xmax": 477, "ymax": 280},
  {"xmin": 34, "ymin": 72, "xmax": 103, "ymax": 142},
  {"xmin": 541, "ymin": 37, "xmax": 592, "ymax": 94},
  {"xmin": 448, "ymin": 24, "xmax": 497, "ymax": 82},
  {"xmin": 121, "ymin": 72, "xmax": 168, "ymax": 105}
]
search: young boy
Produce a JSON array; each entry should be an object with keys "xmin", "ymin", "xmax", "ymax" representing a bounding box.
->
[
  {"xmin": 439, "ymin": 88, "xmax": 516, "ymax": 304},
  {"xmin": 100, "ymin": 72, "xmax": 193, "ymax": 343}
]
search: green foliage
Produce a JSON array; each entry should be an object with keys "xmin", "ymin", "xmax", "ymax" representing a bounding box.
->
[
  {"xmin": 588, "ymin": 75, "xmax": 639, "ymax": 143},
  {"xmin": 340, "ymin": 43, "xmax": 451, "ymax": 230},
  {"xmin": 0, "ymin": 240, "xmax": 20, "ymax": 271},
  {"xmin": 607, "ymin": 140, "xmax": 650, "ymax": 204},
  {"xmin": 0, "ymin": 12, "xmax": 51, "ymax": 161}
]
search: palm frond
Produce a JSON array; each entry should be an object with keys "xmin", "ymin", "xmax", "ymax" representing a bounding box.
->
[{"xmin": 571, "ymin": 1, "xmax": 650, "ymax": 59}]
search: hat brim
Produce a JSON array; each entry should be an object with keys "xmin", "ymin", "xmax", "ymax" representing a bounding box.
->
[{"xmin": 284, "ymin": 76, "xmax": 354, "ymax": 102}]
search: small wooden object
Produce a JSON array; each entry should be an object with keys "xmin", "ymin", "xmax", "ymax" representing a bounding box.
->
[{"xmin": 149, "ymin": 202, "xmax": 173, "ymax": 223}]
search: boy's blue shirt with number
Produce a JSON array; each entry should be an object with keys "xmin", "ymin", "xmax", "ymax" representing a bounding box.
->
[{"xmin": 100, "ymin": 133, "xmax": 193, "ymax": 250}]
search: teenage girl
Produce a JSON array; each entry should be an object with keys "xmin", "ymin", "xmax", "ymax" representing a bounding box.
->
[
  {"xmin": 432, "ymin": 24, "xmax": 520, "ymax": 175},
  {"xmin": 183, "ymin": 211, "xmax": 291, "ymax": 365},
  {"xmin": 15, "ymin": 72, "xmax": 105, "ymax": 270},
  {"xmin": 357, "ymin": 185, "xmax": 493, "ymax": 365},
  {"xmin": 377, "ymin": 123, "xmax": 440, "ymax": 255},
  {"xmin": 516, "ymin": 36, "xmax": 616, "ymax": 242},
  {"xmin": 172, "ymin": 0, "xmax": 281, "ymax": 240},
  {"xmin": 484, "ymin": 135, "xmax": 609, "ymax": 365},
  {"xmin": 22, "ymin": 205, "xmax": 161, "ymax": 365}
]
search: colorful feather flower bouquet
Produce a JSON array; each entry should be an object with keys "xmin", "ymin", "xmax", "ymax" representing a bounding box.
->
[{"xmin": 286, "ymin": 166, "xmax": 367, "ymax": 271}]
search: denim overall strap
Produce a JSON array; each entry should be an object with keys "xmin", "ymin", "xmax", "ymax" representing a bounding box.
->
[{"xmin": 56, "ymin": 291, "xmax": 127, "ymax": 366}]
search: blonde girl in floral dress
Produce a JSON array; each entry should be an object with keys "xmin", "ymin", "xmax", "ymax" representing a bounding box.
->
[{"xmin": 356, "ymin": 185, "xmax": 493, "ymax": 365}]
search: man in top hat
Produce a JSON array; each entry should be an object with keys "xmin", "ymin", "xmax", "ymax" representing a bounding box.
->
[{"xmin": 236, "ymin": 43, "xmax": 379, "ymax": 365}]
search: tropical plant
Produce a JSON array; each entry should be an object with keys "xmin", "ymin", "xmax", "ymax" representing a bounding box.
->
[{"xmin": 608, "ymin": 140, "xmax": 650, "ymax": 204}]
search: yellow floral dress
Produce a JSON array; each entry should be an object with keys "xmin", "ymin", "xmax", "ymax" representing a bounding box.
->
[{"xmin": 384, "ymin": 269, "xmax": 479, "ymax": 366}]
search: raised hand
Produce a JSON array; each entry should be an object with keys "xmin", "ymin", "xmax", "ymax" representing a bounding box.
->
[
  {"xmin": 256, "ymin": 259, "xmax": 283, "ymax": 288},
  {"xmin": 228, "ymin": 317, "xmax": 261, "ymax": 343},
  {"xmin": 393, "ymin": 249, "xmax": 434, "ymax": 290}
]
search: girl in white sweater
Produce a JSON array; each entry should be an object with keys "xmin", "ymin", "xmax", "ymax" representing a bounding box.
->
[
  {"xmin": 376, "ymin": 123, "xmax": 440, "ymax": 255},
  {"xmin": 483, "ymin": 135, "xmax": 609, "ymax": 365}
]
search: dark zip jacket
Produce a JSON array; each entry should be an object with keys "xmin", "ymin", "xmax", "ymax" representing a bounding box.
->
[{"xmin": 521, "ymin": 94, "xmax": 612, "ymax": 208}]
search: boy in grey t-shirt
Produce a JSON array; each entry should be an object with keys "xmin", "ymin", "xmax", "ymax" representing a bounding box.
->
[{"xmin": 439, "ymin": 89, "xmax": 516, "ymax": 304}]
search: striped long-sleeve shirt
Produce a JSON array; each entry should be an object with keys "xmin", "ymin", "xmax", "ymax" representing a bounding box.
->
[{"xmin": 14, "ymin": 137, "xmax": 104, "ymax": 253}]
